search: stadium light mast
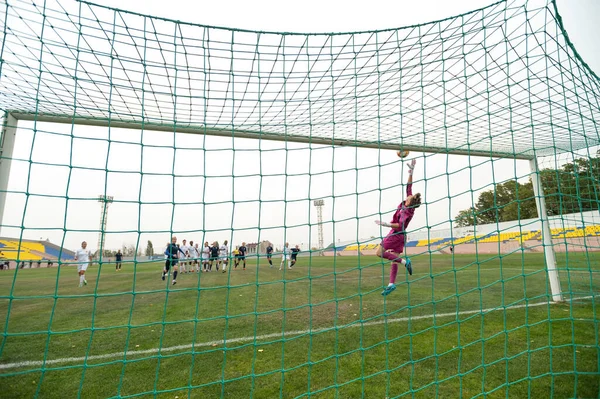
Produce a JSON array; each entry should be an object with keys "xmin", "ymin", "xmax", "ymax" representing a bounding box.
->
[
  {"xmin": 97, "ymin": 195, "xmax": 114, "ymax": 254},
  {"xmin": 313, "ymin": 199, "xmax": 325, "ymax": 250}
]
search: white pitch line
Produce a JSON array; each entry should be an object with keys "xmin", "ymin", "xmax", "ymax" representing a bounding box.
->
[
  {"xmin": 0, "ymin": 295, "xmax": 595, "ymax": 371},
  {"xmin": 319, "ymin": 268, "xmax": 596, "ymax": 282}
]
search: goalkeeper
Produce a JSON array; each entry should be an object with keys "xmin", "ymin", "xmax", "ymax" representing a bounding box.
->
[{"xmin": 375, "ymin": 159, "xmax": 422, "ymax": 296}]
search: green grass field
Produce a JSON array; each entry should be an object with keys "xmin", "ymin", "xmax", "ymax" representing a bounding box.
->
[{"xmin": 0, "ymin": 252, "xmax": 599, "ymax": 398}]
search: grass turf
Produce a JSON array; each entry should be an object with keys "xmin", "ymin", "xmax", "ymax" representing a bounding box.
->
[{"xmin": 0, "ymin": 252, "xmax": 599, "ymax": 398}]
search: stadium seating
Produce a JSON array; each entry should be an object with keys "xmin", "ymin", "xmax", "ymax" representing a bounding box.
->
[
  {"xmin": 518, "ymin": 230, "xmax": 541, "ymax": 242},
  {"xmin": 325, "ymin": 224, "xmax": 600, "ymax": 256},
  {"xmin": 0, "ymin": 238, "xmax": 75, "ymax": 261},
  {"xmin": 43, "ymin": 243, "xmax": 73, "ymax": 259},
  {"xmin": 430, "ymin": 225, "xmax": 600, "ymax": 251},
  {"xmin": 550, "ymin": 225, "xmax": 600, "ymax": 239}
]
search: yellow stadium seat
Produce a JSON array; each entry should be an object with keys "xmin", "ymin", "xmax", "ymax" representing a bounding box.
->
[
  {"xmin": 20, "ymin": 242, "xmax": 45, "ymax": 252},
  {"xmin": 584, "ymin": 225, "xmax": 600, "ymax": 236},
  {"xmin": 0, "ymin": 239, "xmax": 46, "ymax": 261}
]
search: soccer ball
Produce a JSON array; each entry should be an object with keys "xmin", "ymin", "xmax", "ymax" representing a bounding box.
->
[{"xmin": 397, "ymin": 150, "xmax": 410, "ymax": 158}]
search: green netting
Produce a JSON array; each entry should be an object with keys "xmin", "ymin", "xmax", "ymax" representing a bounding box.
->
[{"xmin": 0, "ymin": 0, "xmax": 599, "ymax": 397}]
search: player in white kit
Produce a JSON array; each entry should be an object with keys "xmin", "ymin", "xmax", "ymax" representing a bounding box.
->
[
  {"xmin": 74, "ymin": 241, "xmax": 92, "ymax": 287},
  {"xmin": 202, "ymin": 241, "xmax": 210, "ymax": 272},
  {"xmin": 219, "ymin": 240, "xmax": 229, "ymax": 273},
  {"xmin": 193, "ymin": 243, "xmax": 201, "ymax": 272},
  {"xmin": 179, "ymin": 239, "xmax": 190, "ymax": 273},
  {"xmin": 188, "ymin": 241, "xmax": 198, "ymax": 273},
  {"xmin": 279, "ymin": 242, "xmax": 290, "ymax": 270}
]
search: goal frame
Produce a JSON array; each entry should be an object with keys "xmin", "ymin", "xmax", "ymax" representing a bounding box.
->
[{"xmin": 0, "ymin": 110, "xmax": 563, "ymax": 301}]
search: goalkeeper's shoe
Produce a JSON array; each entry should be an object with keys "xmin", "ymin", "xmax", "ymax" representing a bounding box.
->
[
  {"xmin": 405, "ymin": 258, "xmax": 413, "ymax": 276},
  {"xmin": 381, "ymin": 284, "xmax": 396, "ymax": 296}
]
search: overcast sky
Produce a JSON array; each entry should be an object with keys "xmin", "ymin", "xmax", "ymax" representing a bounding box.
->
[{"xmin": 1, "ymin": 0, "xmax": 599, "ymax": 253}]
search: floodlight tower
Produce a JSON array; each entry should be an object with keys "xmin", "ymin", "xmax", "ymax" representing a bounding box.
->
[
  {"xmin": 313, "ymin": 199, "xmax": 325, "ymax": 250},
  {"xmin": 97, "ymin": 195, "xmax": 114, "ymax": 253}
]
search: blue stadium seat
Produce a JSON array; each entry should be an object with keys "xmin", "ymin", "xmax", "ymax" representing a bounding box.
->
[{"xmin": 44, "ymin": 245, "xmax": 67, "ymax": 259}]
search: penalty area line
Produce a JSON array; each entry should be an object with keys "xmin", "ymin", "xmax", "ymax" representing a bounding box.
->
[{"xmin": 0, "ymin": 295, "xmax": 594, "ymax": 371}]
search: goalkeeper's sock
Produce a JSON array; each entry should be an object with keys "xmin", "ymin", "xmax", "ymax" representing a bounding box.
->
[{"xmin": 389, "ymin": 263, "xmax": 398, "ymax": 284}]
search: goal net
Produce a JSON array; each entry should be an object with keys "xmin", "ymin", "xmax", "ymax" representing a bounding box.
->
[{"xmin": 0, "ymin": 0, "xmax": 599, "ymax": 397}]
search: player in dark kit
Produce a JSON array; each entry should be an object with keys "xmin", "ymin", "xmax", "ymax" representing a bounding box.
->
[
  {"xmin": 209, "ymin": 241, "xmax": 220, "ymax": 271},
  {"xmin": 290, "ymin": 245, "xmax": 300, "ymax": 268},
  {"xmin": 234, "ymin": 242, "xmax": 247, "ymax": 270},
  {"xmin": 266, "ymin": 244, "xmax": 274, "ymax": 267},
  {"xmin": 115, "ymin": 249, "xmax": 123, "ymax": 271},
  {"xmin": 163, "ymin": 236, "xmax": 185, "ymax": 285}
]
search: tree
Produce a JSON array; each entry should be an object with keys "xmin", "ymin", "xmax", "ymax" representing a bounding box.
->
[
  {"xmin": 101, "ymin": 249, "xmax": 116, "ymax": 258},
  {"xmin": 145, "ymin": 241, "xmax": 154, "ymax": 256},
  {"xmin": 539, "ymin": 158, "xmax": 600, "ymax": 216},
  {"xmin": 496, "ymin": 180, "xmax": 537, "ymax": 221},
  {"xmin": 474, "ymin": 190, "xmax": 499, "ymax": 224},
  {"xmin": 455, "ymin": 180, "xmax": 537, "ymax": 226},
  {"xmin": 455, "ymin": 155, "xmax": 600, "ymax": 226},
  {"xmin": 122, "ymin": 244, "xmax": 136, "ymax": 257},
  {"xmin": 455, "ymin": 207, "xmax": 476, "ymax": 227}
]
